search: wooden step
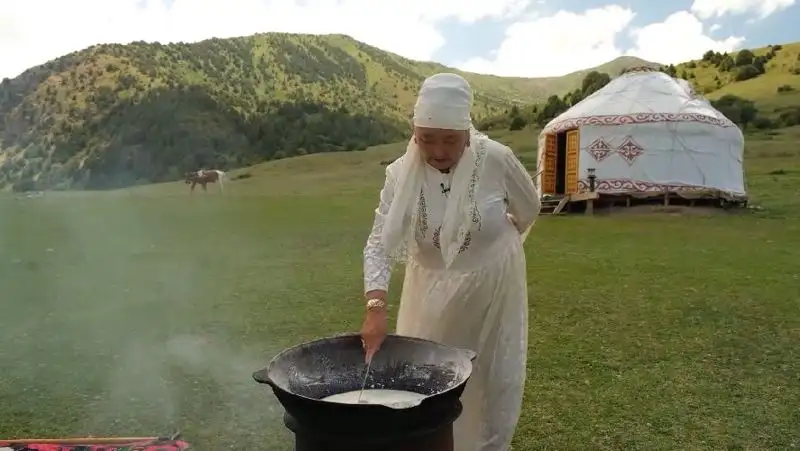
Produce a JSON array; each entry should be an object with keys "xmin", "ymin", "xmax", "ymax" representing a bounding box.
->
[
  {"xmin": 539, "ymin": 195, "xmax": 568, "ymax": 215},
  {"xmin": 541, "ymin": 198, "xmax": 563, "ymax": 206},
  {"xmin": 552, "ymin": 196, "xmax": 569, "ymax": 214}
]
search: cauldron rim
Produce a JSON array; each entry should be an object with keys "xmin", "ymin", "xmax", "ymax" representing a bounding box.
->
[{"xmin": 256, "ymin": 333, "xmax": 476, "ymax": 408}]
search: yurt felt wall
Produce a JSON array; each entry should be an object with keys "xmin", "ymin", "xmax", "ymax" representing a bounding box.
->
[{"xmin": 536, "ymin": 67, "xmax": 746, "ymax": 199}]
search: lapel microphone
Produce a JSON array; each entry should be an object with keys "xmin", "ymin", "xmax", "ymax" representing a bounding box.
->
[{"xmin": 440, "ymin": 183, "xmax": 450, "ymax": 196}]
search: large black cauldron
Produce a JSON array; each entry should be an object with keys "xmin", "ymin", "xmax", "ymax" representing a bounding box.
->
[{"xmin": 252, "ymin": 333, "xmax": 476, "ymax": 444}]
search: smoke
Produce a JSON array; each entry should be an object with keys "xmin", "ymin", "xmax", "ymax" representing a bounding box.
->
[
  {"xmin": 0, "ymin": 192, "xmax": 290, "ymax": 448},
  {"xmin": 85, "ymin": 333, "xmax": 284, "ymax": 439}
]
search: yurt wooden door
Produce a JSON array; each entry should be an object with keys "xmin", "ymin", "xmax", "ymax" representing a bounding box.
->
[
  {"xmin": 565, "ymin": 130, "xmax": 580, "ymax": 194},
  {"xmin": 542, "ymin": 134, "xmax": 557, "ymax": 193}
]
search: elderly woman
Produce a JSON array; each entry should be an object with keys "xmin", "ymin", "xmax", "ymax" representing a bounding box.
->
[{"xmin": 360, "ymin": 73, "xmax": 541, "ymax": 450}]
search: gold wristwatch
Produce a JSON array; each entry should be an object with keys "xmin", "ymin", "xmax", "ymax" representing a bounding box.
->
[{"xmin": 366, "ymin": 298, "xmax": 387, "ymax": 312}]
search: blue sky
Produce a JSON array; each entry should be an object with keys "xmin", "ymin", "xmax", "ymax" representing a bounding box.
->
[
  {"xmin": 435, "ymin": 1, "xmax": 800, "ymax": 66},
  {"xmin": 1, "ymin": 0, "xmax": 798, "ymax": 79}
]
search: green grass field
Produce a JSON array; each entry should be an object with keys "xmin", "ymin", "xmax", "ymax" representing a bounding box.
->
[{"xmin": 1, "ymin": 128, "xmax": 799, "ymax": 450}]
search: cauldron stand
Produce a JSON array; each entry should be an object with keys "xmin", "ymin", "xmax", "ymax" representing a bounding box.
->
[{"xmin": 283, "ymin": 400, "xmax": 461, "ymax": 451}]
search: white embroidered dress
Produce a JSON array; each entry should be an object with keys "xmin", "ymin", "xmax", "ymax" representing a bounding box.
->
[{"xmin": 363, "ymin": 138, "xmax": 541, "ymax": 451}]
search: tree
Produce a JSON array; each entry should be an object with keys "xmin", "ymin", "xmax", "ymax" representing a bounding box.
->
[
  {"xmin": 752, "ymin": 55, "xmax": 767, "ymax": 73},
  {"xmin": 778, "ymin": 107, "xmax": 800, "ymax": 126},
  {"xmin": 663, "ymin": 64, "xmax": 677, "ymax": 77},
  {"xmin": 735, "ymin": 65, "xmax": 761, "ymax": 81},
  {"xmin": 580, "ymin": 71, "xmax": 611, "ymax": 97},
  {"xmin": 537, "ymin": 70, "xmax": 610, "ymax": 124},
  {"xmin": 509, "ymin": 116, "xmax": 527, "ymax": 131},
  {"xmin": 536, "ymin": 95, "xmax": 568, "ymax": 126},
  {"xmin": 719, "ymin": 55, "xmax": 735, "ymax": 71},
  {"xmin": 564, "ymin": 89, "xmax": 584, "ymax": 106},
  {"xmin": 735, "ymin": 49, "xmax": 754, "ymax": 66},
  {"xmin": 712, "ymin": 94, "xmax": 758, "ymax": 129}
]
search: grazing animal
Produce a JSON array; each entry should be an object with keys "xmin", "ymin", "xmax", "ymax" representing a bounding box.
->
[{"xmin": 185, "ymin": 169, "xmax": 225, "ymax": 193}]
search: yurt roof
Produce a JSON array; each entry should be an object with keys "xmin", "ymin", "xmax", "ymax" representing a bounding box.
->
[{"xmin": 541, "ymin": 66, "xmax": 736, "ymax": 134}]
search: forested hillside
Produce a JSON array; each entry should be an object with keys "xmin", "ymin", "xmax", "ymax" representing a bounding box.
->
[
  {"xmin": 0, "ymin": 33, "xmax": 656, "ymax": 191},
  {"xmin": 6, "ymin": 34, "xmax": 798, "ymax": 192},
  {"xmin": 487, "ymin": 43, "xmax": 800, "ymax": 134},
  {"xmin": 670, "ymin": 43, "xmax": 800, "ymax": 125}
]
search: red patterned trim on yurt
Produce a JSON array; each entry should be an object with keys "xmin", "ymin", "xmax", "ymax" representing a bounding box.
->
[
  {"xmin": 578, "ymin": 178, "xmax": 712, "ymax": 193},
  {"xmin": 543, "ymin": 112, "xmax": 736, "ymax": 134}
]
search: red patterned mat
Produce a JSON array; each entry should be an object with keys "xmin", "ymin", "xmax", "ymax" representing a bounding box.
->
[{"xmin": 0, "ymin": 437, "xmax": 190, "ymax": 450}]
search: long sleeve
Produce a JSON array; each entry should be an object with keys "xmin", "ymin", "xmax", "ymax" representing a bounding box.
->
[
  {"xmin": 363, "ymin": 165, "xmax": 397, "ymax": 293},
  {"xmin": 503, "ymin": 146, "xmax": 541, "ymax": 233}
]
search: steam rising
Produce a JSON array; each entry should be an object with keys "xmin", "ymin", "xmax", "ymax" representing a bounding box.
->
[{"xmin": 0, "ymin": 193, "xmax": 292, "ymax": 449}]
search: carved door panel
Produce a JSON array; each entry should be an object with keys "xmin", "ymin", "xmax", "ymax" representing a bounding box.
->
[
  {"xmin": 542, "ymin": 134, "xmax": 557, "ymax": 194},
  {"xmin": 565, "ymin": 130, "xmax": 580, "ymax": 194}
]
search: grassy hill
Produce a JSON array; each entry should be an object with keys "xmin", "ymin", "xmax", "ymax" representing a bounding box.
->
[
  {"xmin": 1, "ymin": 33, "xmax": 798, "ymax": 193},
  {"xmin": 673, "ymin": 42, "xmax": 800, "ymax": 122},
  {"xmin": 485, "ymin": 42, "xmax": 800, "ymax": 133},
  {"xmin": 0, "ymin": 32, "xmax": 655, "ymax": 191}
]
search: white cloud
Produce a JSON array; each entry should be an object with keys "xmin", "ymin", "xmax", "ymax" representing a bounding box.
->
[
  {"xmin": 627, "ymin": 11, "xmax": 744, "ymax": 64},
  {"xmin": 0, "ymin": 0, "xmax": 771, "ymax": 82},
  {"xmin": 459, "ymin": 5, "xmax": 636, "ymax": 77},
  {"xmin": 690, "ymin": 0, "xmax": 796, "ymax": 19},
  {"xmin": 457, "ymin": 7, "xmax": 745, "ymax": 77},
  {"xmin": 0, "ymin": 0, "xmax": 532, "ymax": 79},
  {"xmin": 710, "ymin": 23, "xmax": 722, "ymax": 32}
]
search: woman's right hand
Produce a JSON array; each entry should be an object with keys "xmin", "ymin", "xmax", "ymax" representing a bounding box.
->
[{"xmin": 360, "ymin": 290, "xmax": 389, "ymax": 362}]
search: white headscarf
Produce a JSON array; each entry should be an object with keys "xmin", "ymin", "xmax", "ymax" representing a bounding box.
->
[{"xmin": 382, "ymin": 73, "xmax": 487, "ymax": 268}]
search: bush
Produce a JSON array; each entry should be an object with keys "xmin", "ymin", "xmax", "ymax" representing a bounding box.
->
[
  {"xmin": 712, "ymin": 94, "xmax": 758, "ymax": 128},
  {"xmin": 735, "ymin": 65, "xmax": 761, "ymax": 81},
  {"xmin": 719, "ymin": 55, "xmax": 735, "ymax": 71},
  {"xmin": 735, "ymin": 49, "xmax": 754, "ymax": 66},
  {"xmin": 752, "ymin": 117, "xmax": 778, "ymax": 130},
  {"xmin": 778, "ymin": 107, "xmax": 800, "ymax": 127},
  {"xmin": 509, "ymin": 116, "xmax": 527, "ymax": 131},
  {"xmin": 12, "ymin": 177, "xmax": 36, "ymax": 192}
]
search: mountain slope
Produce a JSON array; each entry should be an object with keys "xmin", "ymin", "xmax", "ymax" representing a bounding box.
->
[
  {"xmin": 0, "ymin": 31, "xmax": 695, "ymax": 191},
  {"xmin": 485, "ymin": 42, "xmax": 800, "ymax": 134},
  {"xmin": 673, "ymin": 42, "xmax": 800, "ymax": 120}
]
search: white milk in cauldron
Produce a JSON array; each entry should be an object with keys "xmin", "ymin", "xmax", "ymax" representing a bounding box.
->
[{"xmin": 321, "ymin": 389, "xmax": 426, "ymax": 409}]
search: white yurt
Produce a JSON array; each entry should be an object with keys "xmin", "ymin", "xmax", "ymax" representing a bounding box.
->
[{"xmin": 536, "ymin": 66, "xmax": 746, "ymax": 201}]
